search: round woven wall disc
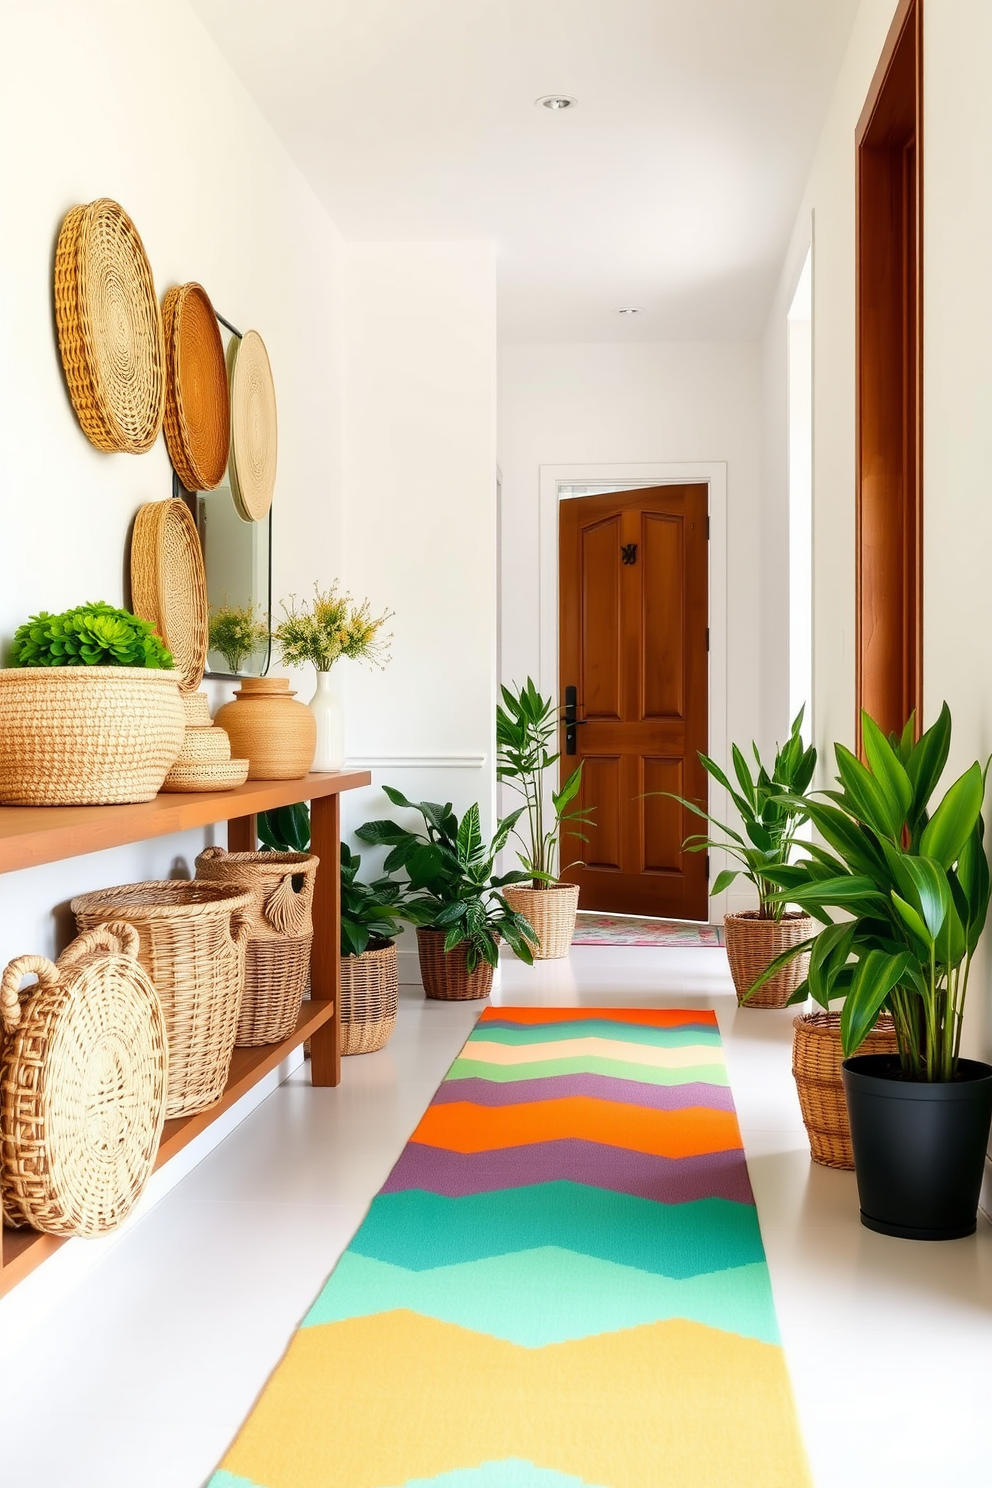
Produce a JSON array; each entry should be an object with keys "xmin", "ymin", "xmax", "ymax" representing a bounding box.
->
[
  {"xmin": 228, "ymin": 329, "xmax": 277, "ymax": 521},
  {"xmin": 53, "ymin": 199, "xmax": 165, "ymax": 453},
  {"xmin": 130, "ymin": 498, "xmax": 209, "ymax": 692},
  {"xmin": 162, "ymin": 283, "xmax": 230, "ymax": 491}
]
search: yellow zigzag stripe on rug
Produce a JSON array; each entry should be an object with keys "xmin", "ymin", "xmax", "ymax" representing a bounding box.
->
[
  {"xmin": 462, "ymin": 1037, "xmax": 723, "ymax": 1069},
  {"xmin": 220, "ymin": 1310, "xmax": 812, "ymax": 1488}
]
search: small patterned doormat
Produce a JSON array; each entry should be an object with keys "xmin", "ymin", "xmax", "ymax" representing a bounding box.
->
[{"xmin": 572, "ymin": 912, "xmax": 724, "ymax": 947}]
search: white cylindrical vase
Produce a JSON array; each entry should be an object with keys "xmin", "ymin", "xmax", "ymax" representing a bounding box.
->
[{"xmin": 308, "ymin": 670, "xmax": 345, "ymax": 771}]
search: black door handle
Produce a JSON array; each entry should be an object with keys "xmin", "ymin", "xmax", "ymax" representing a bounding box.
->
[{"xmin": 562, "ymin": 685, "xmax": 586, "ymax": 755}]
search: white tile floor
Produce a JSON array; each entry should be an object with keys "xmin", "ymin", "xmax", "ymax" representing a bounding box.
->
[{"xmin": 2, "ymin": 944, "xmax": 991, "ymax": 1488}]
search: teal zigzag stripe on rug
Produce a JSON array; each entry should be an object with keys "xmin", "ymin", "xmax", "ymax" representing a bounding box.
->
[
  {"xmin": 350, "ymin": 1185, "xmax": 764, "ymax": 1277},
  {"xmin": 401, "ymin": 1461, "xmax": 609, "ymax": 1487},
  {"xmin": 467, "ymin": 1022, "xmax": 723, "ymax": 1048},
  {"xmin": 446, "ymin": 1056, "xmax": 729, "ymax": 1087},
  {"xmin": 208, "ymin": 1472, "xmax": 266, "ymax": 1488},
  {"xmin": 303, "ymin": 1249, "xmax": 780, "ymax": 1346}
]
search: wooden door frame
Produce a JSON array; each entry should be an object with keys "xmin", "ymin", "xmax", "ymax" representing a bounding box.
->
[{"xmin": 537, "ymin": 460, "xmax": 730, "ymax": 924}]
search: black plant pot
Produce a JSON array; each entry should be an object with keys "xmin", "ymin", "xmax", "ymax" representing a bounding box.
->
[{"xmin": 842, "ymin": 1054, "xmax": 992, "ymax": 1240}]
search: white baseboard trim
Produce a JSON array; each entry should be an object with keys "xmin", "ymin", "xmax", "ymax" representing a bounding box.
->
[
  {"xmin": 345, "ymin": 754, "xmax": 486, "ymax": 770},
  {"xmin": 0, "ymin": 1044, "xmax": 305, "ymax": 1345}
]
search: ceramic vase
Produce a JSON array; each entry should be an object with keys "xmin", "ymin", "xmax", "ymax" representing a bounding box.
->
[
  {"xmin": 214, "ymin": 677, "xmax": 316, "ymax": 780},
  {"xmin": 308, "ymin": 670, "xmax": 345, "ymax": 771}
]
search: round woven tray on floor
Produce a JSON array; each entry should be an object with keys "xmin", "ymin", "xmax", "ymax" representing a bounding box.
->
[
  {"xmin": 195, "ymin": 848, "xmax": 318, "ymax": 1045},
  {"xmin": 793, "ymin": 1011, "xmax": 900, "ymax": 1169},
  {"xmin": 0, "ymin": 923, "xmax": 168, "ymax": 1236},
  {"xmin": 416, "ymin": 927, "xmax": 495, "ymax": 1001},
  {"xmin": 0, "ymin": 666, "xmax": 184, "ymax": 806},
  {"xmin": 502, "ymin": 882, "xmax": 579, "ymax": 960},
  {"xmin": 130, "ymin": 497, "xmax": 209, "ymax": 692},
  {"xmin": 54, "ymin": 198, "xmax": 165, "ymax": 453},
  {"xmin": 724, "ymin": 911, "xmax": 815, "ymax": 1008},
  {"xmin": 228, "ymin": 329, "xmax": 277, "ymax": 521},
  {"xmin": 162, "ymin": 282, "xmax": 230, "ymax": 491},
  {"xmin": 72, "ymin": 882, "xmax": 251, "ymax": 1118},
  {"xmin": 340, "ymin": 941, "xmax": 398, "ymax": 1054}
]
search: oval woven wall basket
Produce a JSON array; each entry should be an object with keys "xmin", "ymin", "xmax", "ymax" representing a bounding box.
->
[
  {"xmin": 53, "ymin": 198, "xmax": 165, "ymax": 453},
  {"xmin": 130, "ymin": 497, "xmax": 209, "ymax": 692},
  {"xmin": 0, "ymin": 923, "xmax": 168, "ymax": 1237},
  {"xmin": 228, "ymin": 329, "xmax": 278, "ymax": 521},
  {"xmin": 162, "ymin": 282, "xmax": 230, "ymax": 490}
]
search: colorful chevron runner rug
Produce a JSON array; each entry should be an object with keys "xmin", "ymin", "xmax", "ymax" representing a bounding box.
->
[{"xmin": 209, "ymin": 1008, "xmax": 810, "ymax": 1488}]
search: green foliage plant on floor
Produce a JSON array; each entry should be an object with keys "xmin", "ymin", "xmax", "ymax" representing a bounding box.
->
[
  {"xmin": 339, "ymin": 843, "xmax": 405, "ymax": 958},
  {"xmin": 258, "ymin": 802, "xmax": 311, "ymax": 853},
  {"xmin": 9, "ymin": 602, "xmax": 173, "ymax": 669},
  {"xmin": 659, "ymin": 706, "xmax": 817, "ymax": 921},
  {"xmin": 208, "ymin": 601, "xmax": 269, "ymax": 674},
  {"xmin": 757, "ymin": 704, "xmax": 991, "ymax": 1081},
  {"xmin": 496, "ymin": 676, "xmax": 595, "ymax": 888},
  {"xmin": 356, "ymin": 786, "xmax": 536, "ymax": 972}
]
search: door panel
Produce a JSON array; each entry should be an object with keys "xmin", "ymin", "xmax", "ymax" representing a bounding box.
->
[{"xmin": 559, "ymin": 485, "xmax": 708, "ymax": 920}]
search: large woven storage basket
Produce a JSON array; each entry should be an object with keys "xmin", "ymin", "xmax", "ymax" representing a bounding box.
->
[
  {"xmin": 0, "ymin": 923, "xmax": 168, "ymax": 1236},
  {"xmin": 416, "ymin": 927, "xmax": 495, "ymax": 1002},
  {"xmin": 0, "ymin": 667, "xmax": 184, "ymax": 805},
  {"xmin": 72, "ymin": 882, "xmax": 251, "ymax": 1118},
  {"xmin": 793, "ymin": 1011, "xmax": 900, "ymax": 1169},
  {"xmin": 501, "ymin": 882, "xmax": 579, "ymax": 960},
  {"xmin": 195, "ymin": 847, "xmax": 318, "ymax": 1046},
  {"xmin": 724, "ymin": 911, "xmax": 816, "ymax": 1008},
  {"xmin": 340, "ymin": 941, "xmax": 398, "ymax": 1055}
]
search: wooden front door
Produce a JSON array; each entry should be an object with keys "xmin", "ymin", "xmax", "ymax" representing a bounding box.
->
[{"xmin": 559, "ymin": 485, "xmax": 709, "ymax": 920}]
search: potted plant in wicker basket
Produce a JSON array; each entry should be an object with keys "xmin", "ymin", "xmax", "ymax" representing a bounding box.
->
[
  {"xmin": 757, "ymin": 705, "xmax": 992, "ymax": 1239},
  {"xmin": 356, "ymin": 787, "xmax": 536, "ymax": 999},
  {"xmin": 496, "ymin": 677, "xmax": 595, "ymax": 959},
  {"xmin": 662, "ymin": 707, "xmax": 817, "ymax": 1008},
  {"xmin": 339, "ymin": 844, "xmax": 405, "ymax": 1054},
  {"xmin": 0, "ymin": 602, "xmax": 184, "ymax": 805}
]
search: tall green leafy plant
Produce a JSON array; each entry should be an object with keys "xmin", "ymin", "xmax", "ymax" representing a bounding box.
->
[
  {"xmin": 9, "ymin": 602, "xmax": 173, "ymax": 669},
  {"xmin": 356, "ymin": 787, "xmax": 536, "ymax": 971},
  {"xmin": 496, "ymin": 678, "xmax": 594, "ymax": 887},
  {"xmin": 339, "ymin": 844, "xmax": 404, "ymax": 957},
  {"xmin": 758, "ymin": 705, "xmax": 990, "ymax": 1082},
  {"xmin": 663, "ymin": 707, "xmax": 816, "ymax": 920}
]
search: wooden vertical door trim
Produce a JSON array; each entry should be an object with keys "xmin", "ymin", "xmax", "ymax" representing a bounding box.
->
[
  {"xmin": 309, "ymin": 791, "xmax": 341, "ymax": 1086},
  {"xmin": 855, "ymin": 0, "xmax": 923, "ymax": 749}
]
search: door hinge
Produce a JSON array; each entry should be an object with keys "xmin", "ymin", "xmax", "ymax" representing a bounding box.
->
[
  {"xmin": 706, "ymin": 627, "xmax": 710, "ymax": 652},
  {"xmin": 706, "ymin": 514, "xmax": 710, "ymax": 540},
  {"xmin": 706, "ymin": 854, "xmax": 710, "ymax": 880},
  {"xmin": 620, "ymin": 542, "xmax": 638, "ymax": 565}
]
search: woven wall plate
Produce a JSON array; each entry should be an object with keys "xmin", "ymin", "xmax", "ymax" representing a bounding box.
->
[
  {"xmin": 228, "ymin": 329, "xmax": 277, "ymax": 521},
  {"xmin": 54, "ymin": 199, "xmax": 165, "ymax": 453},
  {"xmin": 162, "ymin": 283, "xmax": 230, "ymax": 490},
  {"xmin": 131, "ymin": 498, "xmax": 209, "ymax": 692}
]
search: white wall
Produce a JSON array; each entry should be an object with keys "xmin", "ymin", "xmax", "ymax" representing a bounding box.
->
[{"xmin": 0, "ymin": 0, "xmax": 348, "ymax": 973}]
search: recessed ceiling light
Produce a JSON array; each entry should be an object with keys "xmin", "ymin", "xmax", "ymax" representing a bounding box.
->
[
  {"xmin": 615, "ymin": 307, "xmax": 644, "ymax": 316},
  {"xmin": 535, "ymin": 94, "xmax": 577, "ymax": 111}
]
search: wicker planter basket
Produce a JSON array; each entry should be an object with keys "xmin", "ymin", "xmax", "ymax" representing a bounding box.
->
[
  {"xmin": 0, "ymin": 923, "xmax": 168, "ymax": 1236},
  {"xmin": 0, "ymin": 667, "xmax": 184, "ymax": 805},
  {"xmin": 793, "ymin": 1011, "xmax": 900, "ymax": 1169},
  {"xmin": 416, "ymin": 927, "xmax": 496, "ymax": 1001},
  {"xmin": 195, "ymin": 846, "xmax": 319, "ymax": 1046},
  {"xmin": 724, "ymin": 911, "xmax": 815, "ymax": 1008},
  {"xmin": 340, "ymin": 940, "xmax": 399, "ymax": 1055},
  {"xmin": 502, "ymin": 882, "xmax": 580, "ymax": 960},
  {"xmin": 72, "ymin": 882, "xmax": 251, "ymax": 1118}
]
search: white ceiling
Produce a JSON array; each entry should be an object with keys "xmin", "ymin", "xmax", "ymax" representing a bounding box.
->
[{"xmin": 191, "ymin": 0, "xmax": 859, "ymax": 343}]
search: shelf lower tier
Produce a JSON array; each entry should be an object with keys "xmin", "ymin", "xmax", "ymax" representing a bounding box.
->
[{"xmin": 0, "ymin": 998, "xmax": 334, "ymax": 1296}]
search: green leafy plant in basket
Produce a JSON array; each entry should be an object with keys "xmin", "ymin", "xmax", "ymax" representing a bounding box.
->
[
  {"xmin": 496, "ymin": 677, "xmax": 595, "ymax": 887},
  {"xmin": 258, "ymin": 802, "xmax": 312, "ymax": 854},
  {"xmin": 356, "ymin": 787, "xmax": 536, "ymax": 972},
  {"xmin": 9, "ymin": 602, "xmax": 173, "ymax": 669},
  {"xmin": 340, "ymin": 844, "xmax": 405, "ymax": 958},
  {"xmin": 757, "ymin": 705, "xmax": 992, "ymax": 1078}
]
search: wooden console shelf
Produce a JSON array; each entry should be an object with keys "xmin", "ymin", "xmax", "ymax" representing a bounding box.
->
[{"xmin": 0, "ymin": 769, "xmax": 370, "ymax": 1297}]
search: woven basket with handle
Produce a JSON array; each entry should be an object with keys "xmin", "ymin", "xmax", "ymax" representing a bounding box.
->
[
  {"xmin": 724, "ymin": 911, "xmax": 815, "ymax": 1008},
  {"xmin": 340, "ymin": 940, "xmax": 398, "ymax": 1054},
  {"xmin": 416, "ymin": 927, "xmax": 496, "ymax": 1001},
  {"xmin": 793, "ymin": 1011, "xmax": 900, "ymax": 1169},
  {"xmin": 72, "ymin": 882, "xmax": 251, "ymax": 1118},
  {"xmin": 0, "ymin": 923, "xmax": 168, "ymax": 1236},
  {"xmin": 195, "ymin": 847, "xmax": 319, "ymax": 1046}
]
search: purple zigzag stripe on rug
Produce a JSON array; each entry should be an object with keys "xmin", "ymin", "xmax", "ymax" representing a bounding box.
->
[
  {"xmin": 381, "ymin": 1139, "xmax": 756, "ymax": 1205},
  {"xmin": 433, "ymin": 1075, "xmax": 735, "ymax": 1113}
]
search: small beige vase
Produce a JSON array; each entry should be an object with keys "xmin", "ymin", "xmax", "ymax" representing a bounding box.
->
[
  {"xmin": 502, "ymin": 882, "xmax": 580, "ymax": 960},
  {"xmin": 214, "ymin": 677, "xmax": 316, "ymax": 780},
  {"xmin": 724, "ymin": 910, "xmax": 816, "ymax": 1008}
]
